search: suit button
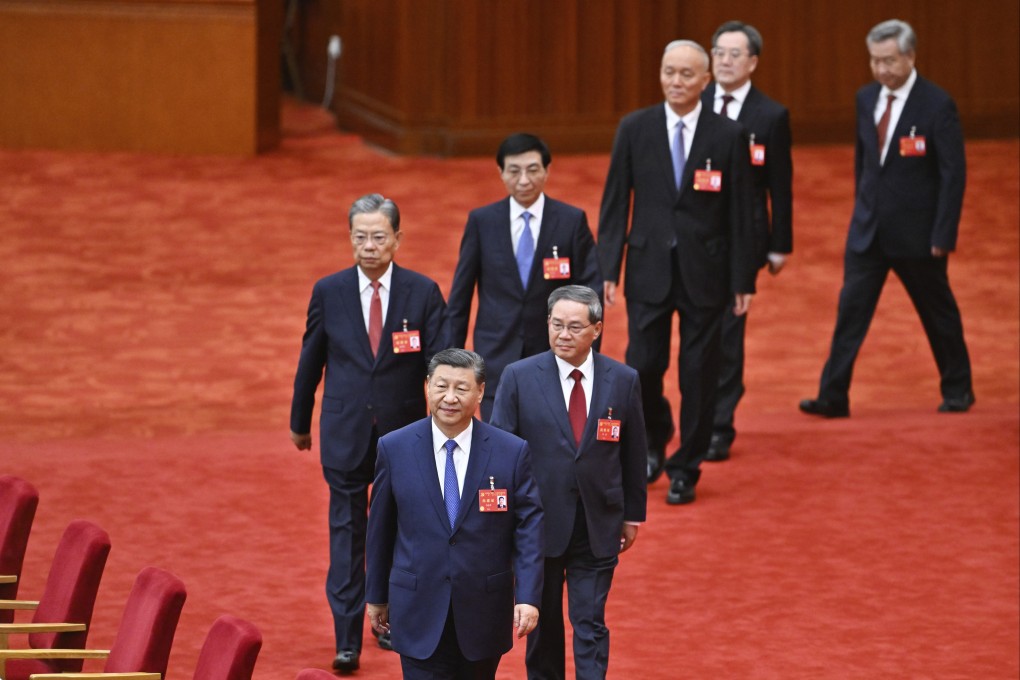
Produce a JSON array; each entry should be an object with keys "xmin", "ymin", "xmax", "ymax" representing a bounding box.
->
[
  {"xmin": 449, "ymin": 538, "xmax": 456, "ymax": 546},
  {"xmin": 366, "ymin": 404, "xmax": 373, "ymax": 410}
]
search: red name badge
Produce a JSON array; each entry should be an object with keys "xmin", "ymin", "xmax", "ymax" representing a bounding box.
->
[
  {"xmin": 478, "ymin": 489, "xmax": 509, "ymax": 512},
  {"xmin": 391, "ymin": 330, "xmax": 421, "ymax": 353},
  {"xmin": 693, "ymin": 169, "xmax": 722, "ymax": 192},
  {"xmin": 899, "ymin": 136, "xmax": 926, "ymax": 157},
  {"xmin": 597, "ymin": 419, "xmax": 621, "ymax": 442},
  {"xmin": 750, "ymin": 144, "xmax": 766, "ymax": 166},
  {"xmin": 543, "ymin": 258, "xmax": 571, "ymax": 279}
]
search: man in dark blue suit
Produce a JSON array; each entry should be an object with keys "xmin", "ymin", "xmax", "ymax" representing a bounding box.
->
[
  {"xmin": 491, "ymin": 285, "xmax": 647, "ymax": 680},
  {"xmin": 446, "ymin": 133, "xmax": 603, "ymax": 420},
  {"xmin": 701, "ymin": 21, "xmax": 794, "ymax": 462},
  {"xmin": 366, "ymin": 349, "xmax": 544, "ymax": 680},
  {"xmin": 800, "ymin": 19, "xmax": 974, "ymax": 418},
  {"xmin": 598, "ymin": 40, "xmax": 757, "ymax": 505},
  {"xmin": 289, "ymin": 194, "xmax": 446, "ymax": 673}
]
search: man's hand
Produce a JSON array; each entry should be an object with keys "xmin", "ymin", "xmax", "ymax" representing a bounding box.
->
[
  {"xmin": 367, "ymin": 603, "xmax": 390, "ymax": 635},
  {"xmin": 514, "ymin": 604, "xmax": 539, "ymax": 638},
  {"xmin": 620, "ymin": 524, "xmax": 639, "ymax": 553},
  {"xmin": 931, "ymin": 246, "xmax": 948, "ymax": 257},
  {"xmin": 733, "ymin": 293, "xmax": 754, "ymax": 317},
  {"xmin": 767, "ymin": 252, "xmax": 788, "ymax": 275},
  {"xmin": 603, "ymin": 281, "xmax": 618, "ymax": 307},
  {"xmin": 290, "ymin": 430, "xmax": 312, "ymax": 450}
]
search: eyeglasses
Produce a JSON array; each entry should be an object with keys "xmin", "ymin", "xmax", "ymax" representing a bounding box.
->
[
  {"xmin": 351, "ymin": 232, "xmax": 391, "ymax": 246},
  {"xmin": 711, "ymin": 48, "xmax": 748, "ymax": 60},
  {"xmin": 502, "ymin": 166, "xmax": 545, "ymax": 180},
  {"xmin": 549, "ymin": 320, "xmax": 593, "ymax": 335}
]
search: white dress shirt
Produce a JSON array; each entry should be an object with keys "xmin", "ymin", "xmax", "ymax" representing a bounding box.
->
[
  {"xmin": 554, "ymin": 350, "xmax": 594, "ymax": 416},
  {"xmin": 357, "ymin": 263, "xmax": 393, "ymax": 333},
  {"xmin": 665, "ymin": 100, "xmax": 702, "ymax": 161},
  {"xmin": 713, "ymin": 79, "xmax": 752, "ymax": 121},
  {"xmin": 875, "ymin": 68, "xmax": 918, "ymax": 165},
  {"xmin": 432, "ymin": 419, "xmax": 472, "ymax": 500},
  {"xmin": 510, "ymin": 194, "xmax": 545, "ymax": 256}
]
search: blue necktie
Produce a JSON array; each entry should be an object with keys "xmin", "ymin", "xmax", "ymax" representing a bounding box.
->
[
  {"xmin": 516, "ymin": 211, "xmax": 534, "ymax": 288},
  {"xmin": 443, "ymin": 439, "xmax": 459, "ymax": 529},
  {"xmin": 672, "ymin": 121, "xmax": 686, "ymax": 189}
]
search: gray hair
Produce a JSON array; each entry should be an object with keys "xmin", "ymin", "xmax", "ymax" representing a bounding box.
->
[
  {"xmin": 547, "ymin": 285, "xmax": 603, "ymax": 324},
  {"xmin": 867, "ymin": 19, "xmax": 916, "ymax": 54},
  {"xmin": 712, "ymin": 20, "xmax": 763, "ymax": 57},
  {"xmin": 348, "ymin": 193, "xmax": 400, "ymax": 232},
  {"xmin": 428, "ymin": 348, "xmax": 486, "ymax": 385},
  {"xmin": 663, "ymin": 39, "xmax": 710, "ymax": 70}
]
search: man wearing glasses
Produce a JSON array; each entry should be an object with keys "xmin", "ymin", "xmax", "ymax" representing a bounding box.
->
[
  {"xmin": 446, "ymin": 133, "xmax": 603, "ymax": 420},
  {"xmin": 701, "ymin": 21, "xmax": 794, "ymax": 463},
  {"xmin": 492, "ymin": 285, "xmax": 647, "ymax": 680}
]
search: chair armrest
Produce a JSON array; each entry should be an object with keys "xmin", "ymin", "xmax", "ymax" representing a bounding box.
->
[
  {"xmin": 0, "ymin": 599, "xmax": 40, "ymax": 610},
  {"xmin": 0, "ymin": 575, "xmax": 16, "ymax": 584},
  {"xmin": 0, "ymin": 648, "xmax": 110, "ymax": 660},
  {"xmin": 0, "ymin": 622, "xmax": 87, "ymax": 634},
  {"xmin": 30, "ymin": 674, "xmax": 161, "ymax": 680}
]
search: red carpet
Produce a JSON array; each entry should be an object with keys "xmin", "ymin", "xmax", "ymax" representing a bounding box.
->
[{"xmin": 1, "ymin": 100, "xmax": 1017, "ymax": 678}]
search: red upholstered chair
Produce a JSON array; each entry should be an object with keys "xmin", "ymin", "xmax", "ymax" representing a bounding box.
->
[
  {"xmin": 295, "ymin": 669, "xmax": 337, "ymax": 680},
  {"xmin": 0, "ymin": 566, "xmax": 186, "ymax": 680},
  {"xmin": 0, "ymin": 519, "xmax": 111, "ymax": 680},
  {"xmin": 191, "ymin": 615, "xmax": 262, "ymax": 680},
  {"xmin": 0, "ymin": 475, "xmax": 40, "ymax": 621}
]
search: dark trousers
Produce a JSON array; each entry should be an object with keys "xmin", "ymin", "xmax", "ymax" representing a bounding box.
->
[
  {"xmin": 322, "ymin": 429, "xmax": 378, "ymax": 653},
  {"xmin": 526, "ymin": 502, "xmax": 618, "ymax": 680},
  {"xmin": 400, "ymin": 605, "xmax": 501, "ymax": 680},
  {"xmin": 818, "ymin": 247, "xmax": 973, "ymax": 404},
  {"xmin": 626, "ymin": 273, "xmax": 725, "ymax": 486},
  {"xmin": 712, "ymin": 305, "xmax": 748, "ymax": 447}
]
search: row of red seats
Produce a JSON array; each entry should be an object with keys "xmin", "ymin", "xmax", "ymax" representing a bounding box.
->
[{"xmin": 0, "ymin": 475, "xmax": 330, "ymax": 680}]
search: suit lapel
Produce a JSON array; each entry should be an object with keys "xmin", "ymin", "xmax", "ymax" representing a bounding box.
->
[
  {"xmin": 738, "ymin": 85, "xmax": 760, "ymax": 127},
  {"xmin": 379, "ymin": 265, "xmax": 410, "ymax": 365},
  {"xmin": 681, "ymin": 108, "xmax": 715, "ymax": 195},
  {"xmin": 341, "ymin": 269, "xmax": 375, "ymax": 363},
  {"xmin": 415, "ymin": 420, "xmax": 451, "ymax": 531},
  {"xmin": 583, "ymin": 353, "xmax": 613, "ymax": 451},
  {"xmin": 457, "ymin": 421, "xmax": 492, "ymax": 531},
  {"xmin": 531, "ymin": 200, "xmax": 558, "ymax": 282},
  {"xmin": 886, "ymin": 78, "xmax": 924, "ymax": 169},
  {"xmin": 492, "ymin": 198, "xmax": 525, "ymax": 294},
  {"xmin": 648, "ymin": 106, "xmax": 680, "ymax": 201},
  {"xmin": 534, "ymin": 352, "xmax": 577, "ymax": 447},
  {"xmin": 862, "ymin": 83, "xmax": 882, "ymax": 165}
]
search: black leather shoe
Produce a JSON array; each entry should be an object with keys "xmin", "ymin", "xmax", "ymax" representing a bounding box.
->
[
  {"xmin": 938, "ymin": 392, "xmax": 975, "ymax": 413},
  {"xmin": 647, "ymin": 448, "xmax": 666, "ymax": 484},
  {"xmin": 666, "ymin": 477, "xmax": 696, "ymax": 505},
  {"xmin": 704, "ymin": 435, "xmax": 730, "ymax": 462},
  {"xmin": 799, "ymin": 398, "xmax": 849, "ymax": 418},
  {"xmin": 332, "ymin": 650, "xmax": 360, "ymax": 673},
  {"xmin": 373, "ymin": 628, "xmax": 393, "ymax": 651}
]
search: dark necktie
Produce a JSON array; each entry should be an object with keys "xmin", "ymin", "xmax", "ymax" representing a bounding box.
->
[
  {"xmin": 443, "ymin": 439, "xmax": 459, "ymax": 529},
  {"xmin": 368, "ymin": 280, "xmax": 382, "ymax": 357},
  {"xmin": 516, "ymin": 211, "xmax": 534, "ymax": 288},
  {"xmin": 568, "ymin": 369, "xmax": 586, "ymax": 446},
  {"xmin": 720, "ymin": 94, "xmax": 735, "ymax": 118},
  {"xmin": 876, "ymin": 93, "xmax": 896, "ymax": 154},
  {"xmin": 671, "ymin": 122, "xmax": 685, "ymax": 189}
]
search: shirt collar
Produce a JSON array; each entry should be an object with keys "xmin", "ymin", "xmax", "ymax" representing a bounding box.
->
[
  {"xmin": 716, "ymin": 79, "xmax": 752, "ymax": 104},
  {"xmin": 510, "ymin": 194, "xmax": 545, "ymax": 222},
  {"xmin": 357, "ymin": 262, "xmax": 394, "ymax": 293},
  {"xmin": 432, "ymin": 418, "xmax": 474, "ymax": 453},
  {"xmin": 665, "ymin": 100, "xmax": 703, "ymax": 130},
  {"xmin": 554, "ymin": 350, "xmax": 595, "ymax": 384},
  {"xmin": 880, "ymin": 68, "xmax": 917, "ymax": 101}
]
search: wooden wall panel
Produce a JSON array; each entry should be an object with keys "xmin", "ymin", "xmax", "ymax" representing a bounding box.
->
[
  {"xmin": 0, "ymin": 0, "xmax": 281, "ymax": 155},
  {"xmin": 287, "ymin": 0, "xmax": 1020, "ymax": 155}
]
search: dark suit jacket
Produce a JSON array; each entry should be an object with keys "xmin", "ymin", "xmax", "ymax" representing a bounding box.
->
[
  {"xmin": 490, "ymin": 351, "xmax": 647, "ymax": 559},
  {"xmin": 598, "ymin": 103, "xmax": 757, "ymax": 308},
  {"xmin": 365, "ymin": 418, "xmax": 544, "ymax": 661},
  {"xmin": 290, "ymin": 264, "xmax": 446, "ymax": 472},
  {"xmin": 702, "ymin": 83, "xmax": 793, "ymax": 266},
  {"xmin": 445, "ymin": 196, "xmax": 602, "ymax": 389},
  {"xmin": 848, "ymin": 75, "xmax": 966, "ymax": 257}
]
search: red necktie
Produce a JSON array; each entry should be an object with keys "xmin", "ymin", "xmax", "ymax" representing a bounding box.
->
[
  {"xmin": 568, "ymin": 369, "xmax": 586, "ymax": 446},
  {"xmin": 876, "ymin": 93, "xmax": 896, "ymax": 153},
  {"xmin": 368, "ymin": 281, "xmax": 382, "ymax": 357},
  {"xmin": 720, "ymin": 94, "xmax": 734, "ymax": 119}
]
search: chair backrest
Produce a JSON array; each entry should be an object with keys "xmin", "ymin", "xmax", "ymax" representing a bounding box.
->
[
  {"xmin": 103, "ymin": 566, "xmax": 187, "ymax": 676},
  {"xmin": 295, "ymin": 669, "xmax": 337, "ymax": 680},
  {"xmin": 0, "ymin": 475, "xmax": 40, "ymax": 619},
  {"xmin": 192, "ymin": 614, "xmax": 262, "ymax": 680},
  {"xmin": 28, "ymin": 519, "xmax": 112, "ymax": 666}
]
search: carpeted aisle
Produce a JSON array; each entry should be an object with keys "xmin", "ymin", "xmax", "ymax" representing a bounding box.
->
[{"xmin": 1, "ymin": 100, "xmax": 1017, "ymax": 678}]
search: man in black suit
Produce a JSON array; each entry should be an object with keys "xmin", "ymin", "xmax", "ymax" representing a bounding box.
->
[
  {"xmin": 701, "ymin": 21, "xmax": 794, "ymax": 462},
  {"xmin": 491, "ymin": 285, "xmax": 647, "ymax": 680},
  {"xmin": 598, "ymin": 40, "xmax": 756, "ymax": 505},
  {"xmin": 446, "ymin": 133, "xmax": 603, "ymax": 420},
  {"xmin": 800, "ymin": 19, "xmax": 974, "ymax": 418},
  {"xmin": 290, "ymin": 193, "xmax": 446, "ymax": 673}
]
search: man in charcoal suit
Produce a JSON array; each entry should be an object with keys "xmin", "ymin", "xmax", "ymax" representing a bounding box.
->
[
  {"xmin": 445, "ymin": 133, "xmax": 602, "ymax": 420},
  {"xmin": 598, "ymin": 40, "xmax": 756, "ymax": 505},
  {"xmin": 289, "ymin": 194, "xmax": 446, "ymax": 673},
  {"xmin": 800, "ymin": 19, "xmax": 974, "ymax": 418},
  {"xmin": 700, "ymin": 20, "xmax": 794, "ymax": 462},
  {"xmin": 366, "ymin": 348, "xmax": 544, "ymax": 680},
  {"xmin": 491, "ymin": 285, "xmax": 647, "ymax": 680}
]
